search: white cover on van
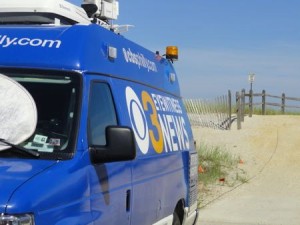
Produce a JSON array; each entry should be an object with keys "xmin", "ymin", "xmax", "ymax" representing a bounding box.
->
[{"xmin": 0, "ymin": 74, "xmax": 37, "ymax": 150}]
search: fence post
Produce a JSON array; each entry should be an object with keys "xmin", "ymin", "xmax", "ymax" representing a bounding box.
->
[
  {"xmin": 281, "ymin": 93, "xmax": 285, "ymax": 114},
  {"xmin": 249, "ymin": 89, "xmax": 253, "ymax": 117},
  {"xmin": 241, "ymin": 89, "xmax": 245, "ymax": 122},
  {"xmin": 262, "ymin": 90, "xmax": 266, "ymax": 115},
  {"xmin": 236, "ymin": 91, "xmax": 241, "ymax": 130},
  {"xmin": 228, "ymin": 90, "xmax": 232, "ymax": 130}
]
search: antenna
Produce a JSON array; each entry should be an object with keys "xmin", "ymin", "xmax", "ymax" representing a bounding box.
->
[{"xmin": 81, "ymin": 0, "xmax": 133, "ymax": 33}]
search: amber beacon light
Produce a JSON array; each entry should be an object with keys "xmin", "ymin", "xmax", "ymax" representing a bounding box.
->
[{"xmin": 166, "ymin": 46, "xmax": 178, "ymax": 62}]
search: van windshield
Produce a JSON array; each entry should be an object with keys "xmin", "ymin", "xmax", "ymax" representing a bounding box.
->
[{"xmin": 0, "ymin": 71, "xmax": 80, "ymax": 160}]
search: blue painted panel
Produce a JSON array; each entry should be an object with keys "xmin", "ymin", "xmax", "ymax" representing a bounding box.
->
[
  {"xmin": 0, "ymin": 24, "xmax": 181, "ymax": 96},
  {"xmin": 110, "ymin": 78, "xmax": 194, "ymax": 224},
  {"xmin": 111, "ymin": 78, "xmax": 194, "ymax": 157},
  {"xmin": 6, "ymin": 154, "xmax": 91, "ymax": 220},
  {"xmin": 0, "ymin": 159, "xmax": 56, "ymax": 212},
  {"xmin": 83, "ymin": 75, "xmax": 132, "ymax": 225}
]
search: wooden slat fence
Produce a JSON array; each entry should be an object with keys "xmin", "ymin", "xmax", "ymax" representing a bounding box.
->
[
  {"xmin": 184, "ymin": 89, "xmax": 300, "ymax": 130},
  {"xmin": 183, "ymin": 90, "xmax": 232, "ymax": 130}
]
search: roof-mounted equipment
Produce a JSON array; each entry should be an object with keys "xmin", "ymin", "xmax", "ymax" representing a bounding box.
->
[
  {"xmin": 166, "ymin": 46, "xmax": 179, "ymax": 63},
  {"xmin": 0, "ymin": 0, "xmax": 91, "ymax": 25},
  {"xmin": 0, "ymin": 0, "xmax": 130, "ymax": 33},
  {"xmin": 81, "ymin": 0, "xmax": 132, "ymax": 33},
  {"xmin": 81, "ymin": 0, "xmax": 119, "ymax": 22}
]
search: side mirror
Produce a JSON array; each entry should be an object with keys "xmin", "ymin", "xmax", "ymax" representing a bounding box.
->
[{"xmin": 90, "ymin": 126, "xmax": 136, "ymax": 164}]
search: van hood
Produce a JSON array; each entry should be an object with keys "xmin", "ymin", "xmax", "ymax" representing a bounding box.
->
[{"xmin": 0, "ymin": 158, "xmax": 56, "ymax": 212}]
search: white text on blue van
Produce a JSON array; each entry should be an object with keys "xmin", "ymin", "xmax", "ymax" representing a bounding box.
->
[{"xmin": 126, "ymin": 86, "xmax": 189, "ymax": 155}]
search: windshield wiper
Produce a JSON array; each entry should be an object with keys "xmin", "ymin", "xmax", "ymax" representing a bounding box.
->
[{"xmin": 0, "ymin": 138, "xmax": 40, "ymax": 158}]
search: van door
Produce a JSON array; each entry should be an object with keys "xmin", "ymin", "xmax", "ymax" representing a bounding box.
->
[
  {"xmin": 123, "ymin": 86, "xmax": 188, "ymax": 225},
  {"xmin": 86, "ymin": 78, "xmax": 132, "ymax": 224}
]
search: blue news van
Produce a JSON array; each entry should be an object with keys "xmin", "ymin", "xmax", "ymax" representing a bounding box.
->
[{"xmin": 0, "ymin": 1, "xmax": 198, "ymax": 225}]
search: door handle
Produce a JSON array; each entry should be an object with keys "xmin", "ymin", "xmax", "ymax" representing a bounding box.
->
[{"xmin": 126, "ymin": 189, "xmax": 131, "ymax": 212}]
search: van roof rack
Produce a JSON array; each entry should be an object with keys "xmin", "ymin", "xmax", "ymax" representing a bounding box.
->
[
  {"xmin": 0, "ymin": 0, "xmax": 91, "ymax": 25},
  {"xmin": 0, "ymin": 0, "xmax": 131, "ymax": 33}
]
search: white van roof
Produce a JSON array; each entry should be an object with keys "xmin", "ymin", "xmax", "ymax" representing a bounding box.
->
[{"xmin": 0, "ymin": 0, "xmax": 91, "ymax": 25}]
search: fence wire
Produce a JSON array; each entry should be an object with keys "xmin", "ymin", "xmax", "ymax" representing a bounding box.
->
[{"xmin": 184, "ymin": 94, "xmax": 231, "ymax": 130}]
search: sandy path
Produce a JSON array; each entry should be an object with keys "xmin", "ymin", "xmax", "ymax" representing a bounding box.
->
[{"xmin": 193, "ymin": 115, "xmax": 300, "ymax": 225}]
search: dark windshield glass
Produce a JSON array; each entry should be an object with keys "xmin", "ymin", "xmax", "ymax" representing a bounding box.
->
[
  {"xmin": 1, "ymin": 71, "xmax": 80, "ymax": 159},
  {"xmin": 0, "ymin": 12, "xmax": 77, "ymax": 25}
]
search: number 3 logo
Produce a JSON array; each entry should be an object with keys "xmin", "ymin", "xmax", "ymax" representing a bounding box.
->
[
  {"xmin": 126, "ymin": 87, "xmax": 164, "ymax": 154},
  {"xmin": 142, "ymin": 91, "xmax": 164, "ymax": 154}
]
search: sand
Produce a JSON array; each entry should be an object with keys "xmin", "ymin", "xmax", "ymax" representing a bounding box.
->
[{"xmin": 193, "ymin": 115, "xmax": 300, "ymax": 225}]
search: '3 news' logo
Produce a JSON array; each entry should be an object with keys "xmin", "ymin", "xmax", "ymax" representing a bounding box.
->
[{"xmin": 125, "ymin": 86, "xmax": 190, "ymax": 155}]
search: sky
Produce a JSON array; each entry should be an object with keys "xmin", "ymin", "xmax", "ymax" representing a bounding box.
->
[{"xmin": 69, "ymin": 0, "xmax": 300, "ymax": 99}]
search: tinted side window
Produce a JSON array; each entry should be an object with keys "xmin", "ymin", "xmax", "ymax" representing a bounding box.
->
[{"xmin": 88, "ymin": 82, "xmax": 117, "ymax": 146}]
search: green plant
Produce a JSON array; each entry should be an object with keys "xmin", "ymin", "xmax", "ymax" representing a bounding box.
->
[
  {"xmin": 243, "ymin": 106, "xmax": 300, "ymax": 115},
  {"xmin": 198, "ymin": 144, "xmax": 239, "ymax": 185},
  {"xmin": 197, "ymin": 143, "xmax": 248, "ymax": 207}
]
